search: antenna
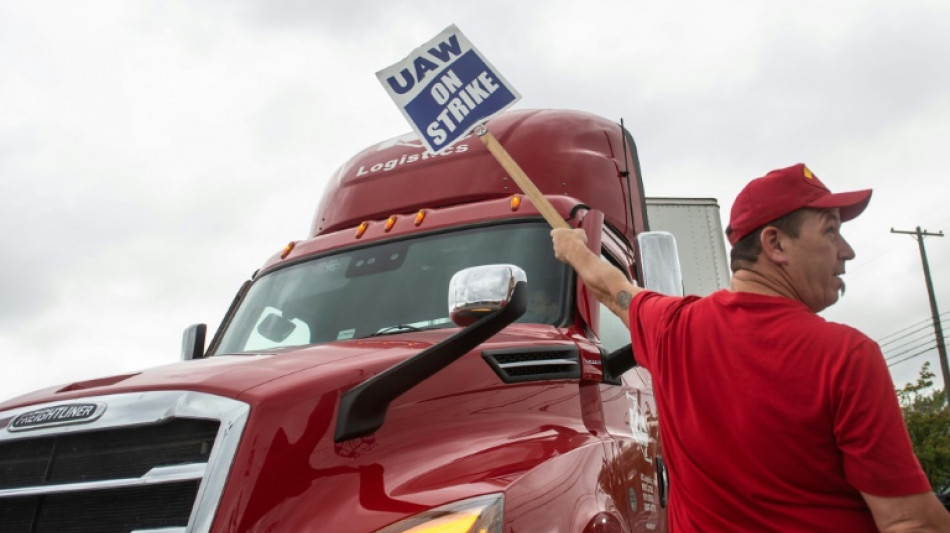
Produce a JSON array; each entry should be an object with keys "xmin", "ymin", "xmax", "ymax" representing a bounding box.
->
[{"xmin": 620, "ymin": 118, "xmax": 636, "ymax": 235}]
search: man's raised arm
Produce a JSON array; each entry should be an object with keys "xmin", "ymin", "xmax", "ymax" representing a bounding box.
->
[{"xmin": 551, "ymin": 228, "xmax": 643, "ymax": 328}]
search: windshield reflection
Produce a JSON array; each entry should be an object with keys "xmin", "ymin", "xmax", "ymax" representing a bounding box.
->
[{"xmin": 213, "ymin": 223, "xmax": 569, "ymax": 355}]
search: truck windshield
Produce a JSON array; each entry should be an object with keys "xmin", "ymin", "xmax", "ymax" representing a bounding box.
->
[{"xmin": 213, "ymin": 222, "xmax": 569, "ymax": 355}]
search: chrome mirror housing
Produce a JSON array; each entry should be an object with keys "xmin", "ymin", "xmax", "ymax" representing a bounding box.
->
[
  {"xmin": 637, "ymin": 231, "xmax": 684, "ymax": 296},
  {"xmin": 448, "ymin": 264, "xmax": 527, "ymax": 327}
]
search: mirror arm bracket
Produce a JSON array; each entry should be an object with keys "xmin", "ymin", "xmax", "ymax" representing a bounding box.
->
[
  {"xmin": 603, "ymin": 343, "xmax": 638, "ymax": 378},
  {"xmin": 334, "ymin": 281, "xmax": 528, "ymax": 442}
]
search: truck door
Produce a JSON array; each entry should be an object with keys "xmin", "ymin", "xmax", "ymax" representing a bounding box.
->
[{"xmin": 590, "ymin": 217, "xmax": 668, "ymax": 532}]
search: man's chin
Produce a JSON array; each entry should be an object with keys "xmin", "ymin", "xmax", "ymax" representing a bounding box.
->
[{"xmin": 814, "ymin": 283, "xmax": 845, "ymax": 313}]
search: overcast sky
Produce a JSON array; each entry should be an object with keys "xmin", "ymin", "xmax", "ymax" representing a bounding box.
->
[{"xmin": 2, "ymin": 0, "xmax": 949, "ymax": 401}]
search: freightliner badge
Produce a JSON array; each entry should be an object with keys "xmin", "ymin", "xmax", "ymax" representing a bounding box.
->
[{"xmin": 9, "ymin": 403, "xmax": 105, "ymax": 432}]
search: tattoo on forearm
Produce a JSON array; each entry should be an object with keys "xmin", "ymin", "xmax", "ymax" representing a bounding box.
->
[{"xmin": 616, "ymin": 291, "xmax": 632, "ymax": 310}]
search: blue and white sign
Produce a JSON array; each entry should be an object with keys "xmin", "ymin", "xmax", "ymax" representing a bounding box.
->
[{"xmin": 376, "ymin": 25, "xmax": 521, "ymax": 154}]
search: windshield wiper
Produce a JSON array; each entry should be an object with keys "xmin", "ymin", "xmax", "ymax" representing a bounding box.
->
[{"xmin": 369, "ymin": 325, "xmax": 425, "ymax": 337}]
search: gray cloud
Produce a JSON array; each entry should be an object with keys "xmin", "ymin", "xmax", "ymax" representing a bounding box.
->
[{"xmin": 1, "ymin": 0, "xmax": 948, "ymax": 399}]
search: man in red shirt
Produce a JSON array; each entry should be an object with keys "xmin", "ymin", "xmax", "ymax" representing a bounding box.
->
[{"xmin": 552, "ymin": 164, "xmax": 950, "ymax": 532}]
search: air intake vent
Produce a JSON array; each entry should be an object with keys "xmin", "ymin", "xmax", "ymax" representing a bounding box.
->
[
  {"xmin": 482, "ymin": 345, "xmax": 580, "ymax": 383},
  {"xmin": 0, "ymin": 391, "xmax": 249, "ymax": 533}
]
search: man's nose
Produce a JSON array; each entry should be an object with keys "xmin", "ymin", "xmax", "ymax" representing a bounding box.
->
[{"xmin": 839, "ymin": 235, "xmax": 856, "ymax": 260}]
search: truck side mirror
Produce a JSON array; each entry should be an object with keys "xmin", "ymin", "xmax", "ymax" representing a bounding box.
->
[
  {"xmin": 449, "ymin": 264, "xmax": 527, "ymax": 327},
  {"xmin": 181, "ymin": 323, "xmax": 207, "ymax": 361},
  {"xmin": 637, "ymin": 231, "xmax": 684, "ymax": 296}
]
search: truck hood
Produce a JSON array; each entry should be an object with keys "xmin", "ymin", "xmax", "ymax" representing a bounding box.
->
[
  {"xmin": 0, "ymin": 326, "xmax": 568, "ymax": 411},
  {"xmin": 0, "ymin": 336, "xmax": 440, "ymax": 411}
]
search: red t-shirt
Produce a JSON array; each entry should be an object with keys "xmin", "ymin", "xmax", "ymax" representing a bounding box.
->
[{"xmin": 630, "ymin": 289, "xmax": 930, "ymax": 532}]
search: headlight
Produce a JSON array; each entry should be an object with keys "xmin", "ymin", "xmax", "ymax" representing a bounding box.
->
[{"xmin": 374, "ymin": 493, "xmax": 504, "ymax": 533}]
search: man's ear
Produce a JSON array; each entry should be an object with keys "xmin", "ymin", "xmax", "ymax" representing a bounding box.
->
[{"xmin": 760, "ymin": 226, "xmax": 789, "ymax": 265}]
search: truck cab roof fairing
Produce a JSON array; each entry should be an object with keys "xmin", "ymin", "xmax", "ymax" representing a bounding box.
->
[{"xmin": 310, "ymin": 109, "xmax": 647, "ymax": 243}]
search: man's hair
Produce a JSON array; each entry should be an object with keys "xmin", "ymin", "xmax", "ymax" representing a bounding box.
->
[{"xmin": 726, "ymin": 208, "xmax": 811, "ymax": 272}]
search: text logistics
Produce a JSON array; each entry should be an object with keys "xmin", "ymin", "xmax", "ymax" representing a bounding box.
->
[{"xmin": 377, "ymin": 24, "xmax": 520, "ymax": 154}]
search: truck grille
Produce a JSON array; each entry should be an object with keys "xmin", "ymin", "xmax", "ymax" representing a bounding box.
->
[
  {"xmin": 0, "ymin": 391, "xmax": 249, "ymax": 533},
  {"xmin": 1, "ymin": 482, "xmax": 200, "ymax": 533}
]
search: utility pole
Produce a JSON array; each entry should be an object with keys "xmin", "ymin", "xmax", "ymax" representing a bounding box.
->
[{"xmin": 891, "ymin": 226, "xmax": 948, "ymax": 396}]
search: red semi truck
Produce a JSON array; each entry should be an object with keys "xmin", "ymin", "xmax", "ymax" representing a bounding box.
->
[{"xmin": 0, "ymin": 109, "xmax": 726, "ymax": 532}]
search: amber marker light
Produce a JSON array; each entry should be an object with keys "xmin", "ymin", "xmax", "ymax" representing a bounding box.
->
[
  {"xmin": 355, "ymin": 221, "xmax": 370, "ymax": 238},
  {"xmin": 372, "ymin": 494, "xmax": 502, "ymax": 533},
  {"xmin": 280, "ymin": 241, "xmax": 296, "ymax": 259},
  {"xmin": 510, "ymin": 194, "xmax": 522, "ymax": 211},
  {"xmin": 384, "ymin": 215, "xmax": 398, "ymax": 232},
  {"xmin": 398, "ymin": 513, "xmax": 479, "ymax": 533},
  {"xmin": 414, "ymin": 209, "xmax": 427, "ymax": 226}
]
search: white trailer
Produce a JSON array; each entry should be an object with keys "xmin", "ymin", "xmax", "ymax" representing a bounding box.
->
[{"xmin": 645, "ymin": 197, "xmax": 731, "ymax": 296}]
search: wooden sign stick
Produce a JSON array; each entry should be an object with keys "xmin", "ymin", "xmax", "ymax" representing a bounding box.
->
[{"xmin": 475, "ymin": 126, "xmax": 570, "ymax": 230}]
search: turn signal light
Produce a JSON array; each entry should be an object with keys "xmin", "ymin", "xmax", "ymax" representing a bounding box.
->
[
  {"xmin": 414, "ymin": 209, "xmax": 427, "ymax": 226},
  {"xmin": 510, "ymin": 195, "xmax": 522, "ymax": 211},
  {"xmin": 373, "ymin": 493, "xmax": 503, "ymax": 533},
  {"xmin": 384, "ymin": 215, "xmax": 398, "ymax": 232},
  {"xmin": 280, "ymin": 241, "xmax": 296, "ymax": 259},
  {"xmin": 355, "ymin": 221, "xmax": 370, "ymax": 238}
]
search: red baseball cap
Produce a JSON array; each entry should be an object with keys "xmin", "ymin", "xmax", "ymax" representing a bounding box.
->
[{"xmin": 727, "ymin": 163, "xmax": 872, "ymax": 245}]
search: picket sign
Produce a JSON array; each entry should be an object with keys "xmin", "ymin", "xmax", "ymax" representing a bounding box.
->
[{"xmin": 376, "ymin": 24, "xmax": 569, "ymax": 230}]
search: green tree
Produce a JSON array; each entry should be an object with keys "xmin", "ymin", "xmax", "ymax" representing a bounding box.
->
[{"xmin": 897, "ymin": 362, "xmax": 950, "ymax": 491}]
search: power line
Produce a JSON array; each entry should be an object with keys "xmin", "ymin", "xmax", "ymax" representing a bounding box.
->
[
  {"xmin": 879, "ymin": 318, "xmax": 948, "ymax": 352},
  {"xmin": 885, "ymin": 338, "xmax": 937, "ymax": 362},
  {"xmin": 880, "ymin": 324, "xmax": 948, "ymax": 352},
  {"xmin": 876, "ymin": 311, "xmax": 950, "ymax": 345},
  {"xmin": 887, "ymin": 346, "xmax": 938, "ymax": 368},
  {"xmin": 877, "ymin": 314, "xmax": 950, "ymax": 345},
  {"xmin": 846, "ymin": 247, "xmax": 899, "ymax": 276}
]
